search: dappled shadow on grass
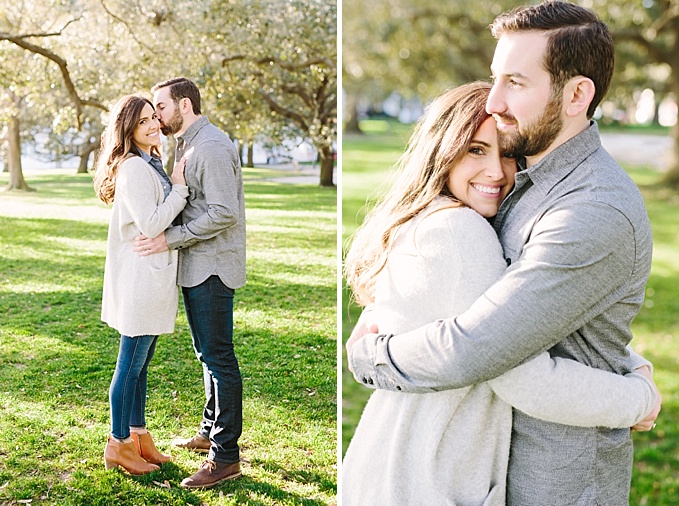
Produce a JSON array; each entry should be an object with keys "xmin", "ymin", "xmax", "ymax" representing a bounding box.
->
[
  {"xmin": 0, "ymin": 284, "xmax": 335, "ymax": 423},
  {"xmin": 2, "ymin": 173, "xmax": 102, "ymax": 203},
  {"xmin": 259, "ymin": 460, "xmax": 336, "ymax": 496},
  {"xmin": 244, "ymin": 183, "xmax": 336, "ymax": 213},
  {"xmin": 46, "ymin": 462, "xmax": 331, "ymax": 506},
  {"xmin": 239, "ymin": 270, "xmax": 335, "ymax": 311},
  {"xmin": 0, "ymin": 215, "xmax": 107, "ymax": 246},
  {"xmin": 0, "ymin": 180, "xmax": 337, "ymax": 504}
]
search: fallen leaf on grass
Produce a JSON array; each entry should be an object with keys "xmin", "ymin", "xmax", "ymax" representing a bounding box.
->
[{"xmin": 153, "ymin": 480, "xmax": 171, "ymax": 489}]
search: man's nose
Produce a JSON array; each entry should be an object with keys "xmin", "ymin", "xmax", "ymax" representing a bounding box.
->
[{"xmin": 486, "ymin": 83, "xmax": 505, "ymax": 115}]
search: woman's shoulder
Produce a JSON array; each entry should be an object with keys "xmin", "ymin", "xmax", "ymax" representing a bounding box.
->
[
  {"xmin": 118, "ymin": 155, "xmax": 154, "ymax": 181},
  {"xmin": 417, "ymin": 199, "xmax": 494, "ymax": 234},
  {"xmin": 413, "ymin": 200, "xmax": 502, "ymax": 257},
  {"xmin": 119, "ymin": 154, "xmax": 148, "ymax": 170}
]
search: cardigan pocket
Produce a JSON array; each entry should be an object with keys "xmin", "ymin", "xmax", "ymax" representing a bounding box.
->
[
  {"xmin": 147, "ymin": 256, "xmax": 178, "ymax": 291},
  {"xmin": 147, "ymin": 250, "xmax": 176, "ymax": 272}
]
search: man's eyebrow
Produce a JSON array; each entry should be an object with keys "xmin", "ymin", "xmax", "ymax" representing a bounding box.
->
[
  {"xmin": 501, "ymin": 71, "xmax": 529, "ymax": 81},
  {"xmin": 490, "ymin": 65, "xmax": 529, "ymax": 79}
]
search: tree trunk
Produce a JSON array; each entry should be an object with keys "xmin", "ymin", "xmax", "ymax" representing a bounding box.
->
[
  {"xmin": 5, "ymin": 113, "xmax": 33, "ymax": 191},
  {"xmin": 662, "ymin": 122, "xmax": 679, "ymax": 189},
  {"xmin": 246, "ymin": 141, "xmax": 254, "ymax": 168},
  {"xmin": 659, "ymin": 49, "xmax": 679, "ymax": 189},
  {"xmin": 232, "ymin": 138, "xmax": 243, "ymax": 167},
  {"xmin": 0, "ymin": 130, "xmax": 6, "ymax": 173},
  {"xmin": 77, "ymin": 138, "xmax": 101, "ymax": 173},
  {"xmin": 318, "ymin": 145, "xmax": 335, "ymax": 187},
  {"xmin": 661, "ymin": 76, "xmax": 679, "ymax": 189},
  {"xmin": 344, "ymin": 92, "xmax": 362, "ymax": 134}
]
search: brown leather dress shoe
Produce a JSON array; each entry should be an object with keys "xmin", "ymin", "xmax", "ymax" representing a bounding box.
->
[
  {"xmin": 180, "ymin": 460, "xmax": 241, "ymax": 489},
  {"xmin": 171, "ymin": 433, "xmax": 211, "ymax": 453}
]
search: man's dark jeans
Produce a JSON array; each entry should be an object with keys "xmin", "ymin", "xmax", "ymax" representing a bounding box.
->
[{"xmin": 183, "ymin": 275, "xmax": 242, "ymax": 464}]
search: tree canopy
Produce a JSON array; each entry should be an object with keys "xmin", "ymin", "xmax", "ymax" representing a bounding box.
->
[
  {"xmin": 342, "ymin": 0, "xmax": 679, "ymax": 188},
  {"xmin": 0, "ymin": 0, "xmax": 337, "ymax": 188}
]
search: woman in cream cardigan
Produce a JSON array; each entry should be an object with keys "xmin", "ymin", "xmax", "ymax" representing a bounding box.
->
[
  {"xmin": 342, "ymin": 82, "xmax": 658, "ymax": 505},
  {"xmin": 94, "ymin": 95, "xmax": 188, "ymax": 475}
]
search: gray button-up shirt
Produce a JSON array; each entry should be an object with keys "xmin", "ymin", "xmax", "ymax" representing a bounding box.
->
[
  {"xmin": 349, "ymin": 122, "xmax": 653, "ymax": 505},
  {"xmin": 165, "ymin": 116, "xmax": 246, "ymax": 289}
]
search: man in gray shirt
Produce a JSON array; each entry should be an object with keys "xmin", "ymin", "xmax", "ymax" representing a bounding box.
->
[
  {"xmin": 135, "ymin": 77, "xmax": 245, "ymax": 488},
  {"xmin": 347, "ymin": 2, "xmax": 660, "ymax": 504}
]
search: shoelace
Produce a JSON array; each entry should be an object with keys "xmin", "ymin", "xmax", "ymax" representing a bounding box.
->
[{"xmin": 200, "ymin": 460, "xmax": 217, "ymax": 473}]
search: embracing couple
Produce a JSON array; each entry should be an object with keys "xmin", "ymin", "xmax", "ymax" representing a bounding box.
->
[
  {"xmin": 343, "ymin": 1, "xmax": 662, "ymax": 505},
  {"xmin": 93, "ymin": 78, "xmax": 245, "ymax": 488}
]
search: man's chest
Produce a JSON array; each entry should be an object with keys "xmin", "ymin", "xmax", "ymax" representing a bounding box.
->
[{"xmin": 492, "ymin": 179, "xmax": 548, "ymax": 265}]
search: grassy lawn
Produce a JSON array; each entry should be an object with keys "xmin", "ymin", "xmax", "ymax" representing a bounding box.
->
[
  {"xmin": 341, "ymin": 119, "xmax": 679, "ymax": 504},
  {"xmin": 0, "ymin": 168, "xmax": 337, "ymax": 505}
]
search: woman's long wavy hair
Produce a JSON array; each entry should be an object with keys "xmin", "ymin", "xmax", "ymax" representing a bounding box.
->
[
  {"xmin": 93, "ymin": 95, "xmax": 160, "ymax": 204},
  {"xmin": 344, "ymin": 81, "xmax": 492, "ymax": 306}
]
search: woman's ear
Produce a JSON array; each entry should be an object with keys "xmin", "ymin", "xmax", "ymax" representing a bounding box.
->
[{"xmin": 564, "ymin": 77, "xmax": 595, "ymax": 117}]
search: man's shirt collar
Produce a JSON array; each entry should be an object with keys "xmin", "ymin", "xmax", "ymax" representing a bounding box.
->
[{"xmin": 517, "ymin": 121, "xmax": 602, "ymax": 193}]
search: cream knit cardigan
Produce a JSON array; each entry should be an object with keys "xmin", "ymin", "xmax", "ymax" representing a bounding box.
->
[
  {"xmin": 101, "ymin": 156, "xmax": 189, "ymax": 337},
  {"xmin": 342, "ymin": 200, "xmax": 655, "ymax": 506}
]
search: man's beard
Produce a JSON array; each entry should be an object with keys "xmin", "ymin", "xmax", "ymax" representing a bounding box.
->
[
  {"xmin": 160, "ymin": 106, "xmax": 184, "ymax": 136},
  {"xmin": 497, "ymin": 92, "xmax": 563, "ymax": 158}
]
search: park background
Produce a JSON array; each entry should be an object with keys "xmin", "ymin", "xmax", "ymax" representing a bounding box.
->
[
  {"xmin": 0, "ymin": 0, "xmax": 337, "ymax": 505},
  {"xmin": 341, "ymin": 0, "xmax": 679, "ymax": 504}
]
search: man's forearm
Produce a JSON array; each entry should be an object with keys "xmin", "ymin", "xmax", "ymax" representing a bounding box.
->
[
  {"xmin": 164, "ymin": 204, "xmax": 238, "ymax": 250},
  {"xmin": 348, "ymin": 332, "xmax": 437, "ymax": 393},
  {"xmin": 349, "ymin": 205, "xmax": 637, "ymax": 391}
]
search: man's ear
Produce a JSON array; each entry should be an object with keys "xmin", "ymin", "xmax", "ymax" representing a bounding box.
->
[
  {"xmin": 180, "ymin": 97, "xmax": 192, "ymax": 114},
  {"xmin": 564, "ymin": 77, "xmax": 595, "ymax": 117}
]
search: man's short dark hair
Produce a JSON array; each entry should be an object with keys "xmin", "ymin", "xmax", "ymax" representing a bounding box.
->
[
  {"xmin": 490, "ymin": 0, "xmax": 614, "ymax": 118},
  {"xmin": 152, "ymin": 77, "xmax": 202, "ymax": 115}
]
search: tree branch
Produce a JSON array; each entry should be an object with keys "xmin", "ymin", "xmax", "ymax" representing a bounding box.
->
[
  {"xmin": 612, "ymin": 29, "xmax": 672, "ymax": 64},
  {"xmin": 7, "ymin": 17, "xmax": 82, "ymax": 40},
  {"xmin": 259, "ymin": 90, "xmax": 309, "ymax": 132},
  {"xmin": 280, "ymin": 83, "xmax": 315, "ymax": 108},
  {"xmin": 222, "ymin": 54, "xmax": 335, "ymax": 70},
  {"xmin": 99, "ymin": 0, "xmax": 155, "ymax": 52},
  {"xmin": 0, "ymin": 32, "xmax": 108, "ymax": 127},
  {"xmin": 647, "ymin": 0, "xmax": 679, "ymax": 35}
]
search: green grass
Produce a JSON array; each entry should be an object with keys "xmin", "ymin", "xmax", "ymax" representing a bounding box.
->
[
  {"xmin": 0, "ymin": 169, "xmax": 337, "ymax": 505},
  {"xmin": 598, "ymin": 122, "xmax": 671, "ymax": 136},
  {"xmin": 342, "ymin": 119, "xmax": 679, "ymax": 504}
]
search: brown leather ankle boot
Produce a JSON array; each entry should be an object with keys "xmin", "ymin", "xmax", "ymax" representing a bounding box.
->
[
  {"xmin": 104, "ymin": 436, "xmax": 160, "ymax": 475},
  {"xmin": 131, "ymin": 431, "xmax": 172, "ymax": 464}
]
